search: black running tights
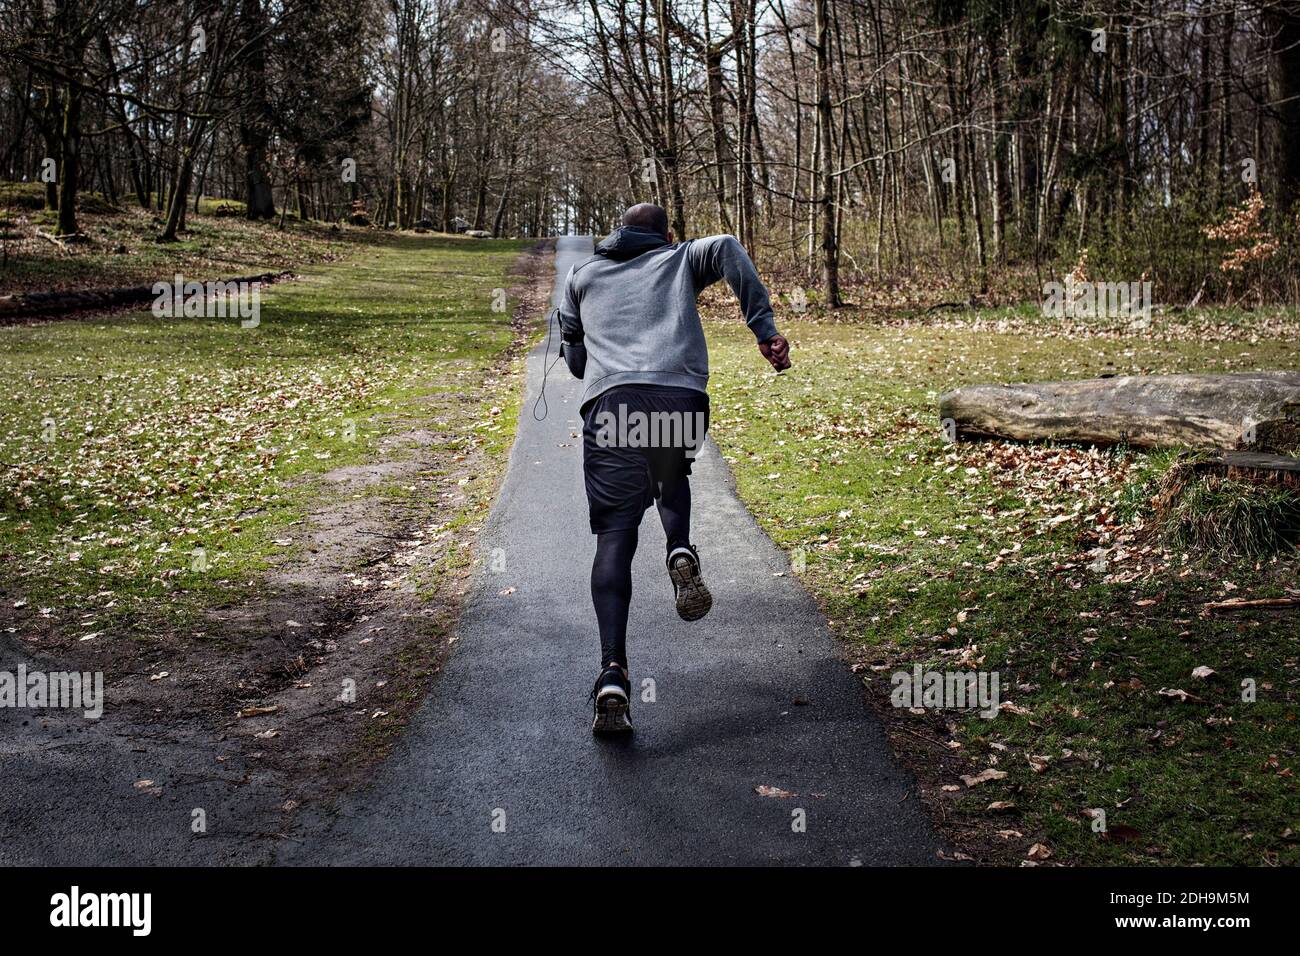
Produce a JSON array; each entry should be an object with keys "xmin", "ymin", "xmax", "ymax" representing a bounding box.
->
[{"xmin": 592, "ymin": 477, "xmax": 691, "ymax": 669}]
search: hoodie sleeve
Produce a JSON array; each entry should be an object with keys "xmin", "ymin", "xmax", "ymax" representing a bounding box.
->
[
  {"xmin": 556, "ymin": 264, "xmax": 586, "ymax": 379},
  {"xmin": 686, "ymin": 235, "xmax": 780, "ymax": 343},
  {"xmin": 557, "ymin": 264, "xmax": 583, "ymax": 342}
]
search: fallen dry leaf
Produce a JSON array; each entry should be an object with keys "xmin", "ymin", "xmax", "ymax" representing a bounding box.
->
[
  {"xmin": 961, "ymin": 768, "xmax": 1007, "ymax": 787},
  {"xmin": 237, "ymin": 705, "xmax": 279, "ymax": 718},
  {"xmin": 937, "ymin": 849, "xmax": 974, "ymax": 862}
]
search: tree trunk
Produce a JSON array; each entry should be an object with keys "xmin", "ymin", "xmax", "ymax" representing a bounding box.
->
[
  {"xmin": 814, "ymin": 0, "xmax": 840, "ymax": 305},
  {"xmin": 161, "ymin": 142, "xmax": 198, "ymax": 240},
  {"xmin": 239, "ymin": 0, "xmax": 276, "ymax": 219},
  {"xmin": 704, "ymin": 41, "xmax": 734, "ymax": 233},
  {"xmin": 988, "ymin": 42, "xmax": 1010, "ymax": 260},
  {"xmin": 655, "ymin": 0, "xmax": 687, "ymax": 239},
  {"xmin": 1266, "ymin": 5, "xmax": 1300, "ymax": 215},
  {"xmin": 56, "ymin": 83, "xmax": 82, "ymax": 236},
  {"xmin": 41, "ymin": 125, "xmax": 60, "ymax": 211},
  {"xmin": 939, "ymin": 373, "xmax": 1300, "ymax": 452}
]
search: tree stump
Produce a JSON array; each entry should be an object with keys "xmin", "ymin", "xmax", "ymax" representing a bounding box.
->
[{"xmin": 1152, "ymin": 451, "xmax": 1300, "ymax": 512}]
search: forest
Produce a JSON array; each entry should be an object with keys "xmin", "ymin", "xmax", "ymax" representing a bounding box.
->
[{"xmin": 3, "ymin": 0, "xmax": 1297, "ymax": 304}]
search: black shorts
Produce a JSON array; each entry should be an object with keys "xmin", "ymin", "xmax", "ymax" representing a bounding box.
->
[{"xmin": 581, "ymin": 384, "xmax": 710, "ymax": 534}]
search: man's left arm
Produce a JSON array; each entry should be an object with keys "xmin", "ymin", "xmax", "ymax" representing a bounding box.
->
[{"xmin": 689, "ymin": 235, "xmax": 790, "ymax": 371}]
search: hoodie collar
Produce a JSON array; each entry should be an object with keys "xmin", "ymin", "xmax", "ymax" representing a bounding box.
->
[{"xmin": 595, "ymin": 225, "xmax": 669, "ymax": 261}]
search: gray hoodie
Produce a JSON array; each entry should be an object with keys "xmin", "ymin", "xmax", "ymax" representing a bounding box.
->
[{"xmin": 557, "ymin": 226, "xmax": 779, "ymax": 408}]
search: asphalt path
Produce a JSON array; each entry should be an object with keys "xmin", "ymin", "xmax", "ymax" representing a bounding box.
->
[{"xmin": 281, "ymin": 235, "xmax": 942, "ymax": 865}]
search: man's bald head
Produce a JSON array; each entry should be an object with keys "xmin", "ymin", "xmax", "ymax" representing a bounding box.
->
[{"xmin": 622, "ymin": 203, "xmax": 669, "ymax": 239}]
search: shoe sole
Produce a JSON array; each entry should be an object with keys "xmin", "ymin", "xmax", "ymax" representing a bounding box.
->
[
  {"xmin": 669, "ymin": 556, "xmax": 713, "ymax": 622},
  {"xmin": 592, "ymin": 689, "xmax": 633, "ymax": 735}
]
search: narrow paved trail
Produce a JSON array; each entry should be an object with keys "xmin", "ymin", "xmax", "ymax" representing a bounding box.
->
[{"xmin": 283, "ymin": 236, "xmax": 941, "ymax": 865}]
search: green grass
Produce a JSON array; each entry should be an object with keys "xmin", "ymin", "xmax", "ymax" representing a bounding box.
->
[
  {"xmin": 1, "ymin": 232, "xmax": 531, "ymax": 640},
  {"xmin": 1, "ymin": 181, "xmax": 243, "ymax": 216},
  {"xmin": 1161, "ymin": 474, "xmax": 1300, "ymax": 556},
  {"xmin": 704, "ymin": 306, "xmax": 1300, "ymax": 866},
  {"xmin": 0, "ymin": 181, "xmax": 56, "ymax": 210}
]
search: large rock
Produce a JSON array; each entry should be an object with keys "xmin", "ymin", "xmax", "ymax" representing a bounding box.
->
[{"xmin": 938, "ymin": 372, "xmax": 1300, "ymax": 451}]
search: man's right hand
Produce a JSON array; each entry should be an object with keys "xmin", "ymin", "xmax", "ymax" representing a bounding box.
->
[{"xmin": 758, "ymin": 334, "xmax": 791, "ymax": 372}]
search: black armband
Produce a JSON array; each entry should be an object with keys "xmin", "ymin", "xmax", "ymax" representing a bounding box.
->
[{"xmin": 560, "ymin": 334, "xmax": 586, "ymax": 379}]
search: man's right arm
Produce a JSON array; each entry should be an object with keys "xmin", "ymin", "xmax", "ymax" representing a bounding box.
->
[{"xmin": 557, "ymin": 265, "xmax": 587, "ymax": 379}]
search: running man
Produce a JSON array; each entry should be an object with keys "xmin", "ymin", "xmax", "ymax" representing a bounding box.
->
[{"xmin": 556, "ymin": 203, "xmax": 791, "ymax": 734}]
